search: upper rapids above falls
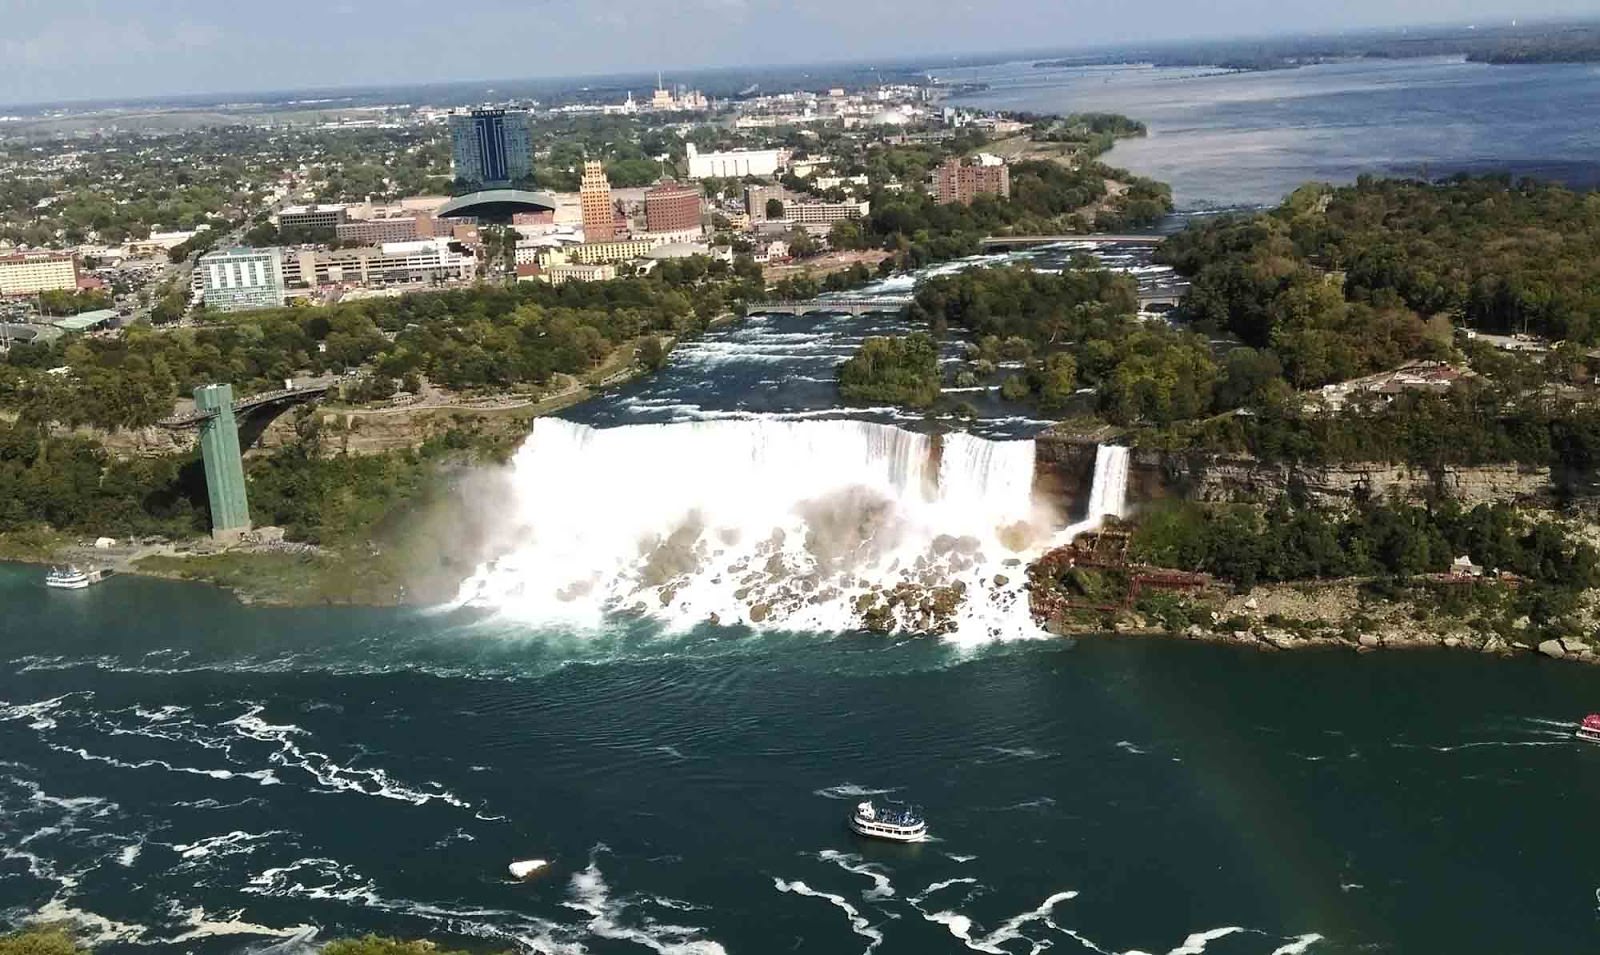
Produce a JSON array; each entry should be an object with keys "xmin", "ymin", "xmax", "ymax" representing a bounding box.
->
[{"xmin": 452, "ymin": 418, "xmax": 1129, "ymax": 640}]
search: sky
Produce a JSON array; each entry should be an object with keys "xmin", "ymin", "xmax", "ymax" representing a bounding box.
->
[{"xmin": 0, "ymin": 0, "xmax": 1595, "ymax": 105}]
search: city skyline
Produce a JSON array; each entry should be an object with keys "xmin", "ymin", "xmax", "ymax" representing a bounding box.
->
[{"xmin": 1, "ymin": 0, "xmax": 1596, "ymax": 106}]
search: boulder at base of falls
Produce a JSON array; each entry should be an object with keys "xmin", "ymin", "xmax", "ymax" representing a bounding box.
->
[{"xmin": 1537, "ymin": 639, "xmax": 1566, "ymax": 660}]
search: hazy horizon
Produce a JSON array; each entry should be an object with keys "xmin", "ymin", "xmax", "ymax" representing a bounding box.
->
[{"xmin": 2, "ymin": 0, "xmax": 1596, "ymax": 107}]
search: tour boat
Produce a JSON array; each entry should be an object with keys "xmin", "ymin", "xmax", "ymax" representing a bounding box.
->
[
  {"xmin": 1576, "ymin": 714, "xmax": 1600, "ymax": 743},
  {"xmin": 848, "ymin": 800, "xmax": 927, "ymax": 843},
  {"xmin": 45, "ymin": 565, "xmax": 91, "ymax": 590}
]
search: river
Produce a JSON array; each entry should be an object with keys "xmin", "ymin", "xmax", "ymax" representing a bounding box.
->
[
  {"xmin": 4, "ymin": 106, "xmax": 1600, "ymax": 952},
  {"xmin": 5, "ymin": 567, "xmax": 1600, "ymax": 955},
  {"xmin": 938, "ymin": 56, "xmax": 1600, "ymax": 210}
]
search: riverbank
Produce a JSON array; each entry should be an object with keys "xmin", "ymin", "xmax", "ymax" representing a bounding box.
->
[{"xmin": 1036, "ymin": 572, "xmax": 1600, "ymax": 662}]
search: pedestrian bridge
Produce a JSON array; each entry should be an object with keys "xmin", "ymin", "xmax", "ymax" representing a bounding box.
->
[
  {"xmin": 748, "ymin": 296, "xmax": 915, "ymax": 317},
  {"xmin": 979, "ymin": 234, "xmax": 1167, "ymax": 249}
]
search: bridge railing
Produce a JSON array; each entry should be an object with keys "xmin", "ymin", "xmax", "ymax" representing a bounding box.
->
[{"xmin": 157, "ymin": 383, "xmax": 335, "ymax": 429}]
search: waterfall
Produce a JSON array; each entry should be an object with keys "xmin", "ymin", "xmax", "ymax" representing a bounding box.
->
[
  {"xmin": 454, "ymin": 418, "xmax": 1054, "ymax": 640},
  {"xmin": 452, "ymin": 420, "xmax": 1134, "ymax": 641},
  {"xmin": 1062, "ymin": 445, "xmax": 1132, "ymax": 539}
]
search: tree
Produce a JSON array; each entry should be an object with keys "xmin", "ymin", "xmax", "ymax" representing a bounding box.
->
[
  {"xmin": 766, "ymin": 197, "xmax": 786, "ymax": 220},
  {"xmin": 638, "ymin": 335, "xmax": 670, "ymax": 371},
  {"xmin": 787, "ymin": 228, "xmax": 820, "ymax": 258}
]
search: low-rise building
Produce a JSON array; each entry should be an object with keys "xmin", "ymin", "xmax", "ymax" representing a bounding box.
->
[
  {"xmin": 782, "ymin": 199, "xmax": 870, "ymax": 230},
  {"xmin": 686, "ymin": 143, "xmax": 789, "ymax": 179},
  {"xmin": 565, "ymin": 237, "xmax": 663, "ymax": 265},
  {"xmin": 544, "ymin": 261, "xmax": 618, "ymax": 285},
  {"xmin": 0, "ymin": 251, "xmax": 79, "ymax": 295},
  {"xmin": 199, "ymin": 247, "xmax": 285, "ymax": 312},
  {"xmin": 278, "ymin": 204, "xmax": 348, "ymax": 232},
  {"xmin": 284, "ymin": 239, "xmax": 476, "ymax": 289},
  {"xmin": 335, "ymin": 216, "xmax": 453, "ymax": 245}
]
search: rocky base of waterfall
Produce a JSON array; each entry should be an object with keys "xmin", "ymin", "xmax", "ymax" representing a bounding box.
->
[{"xmin": 1030, "ymin": 576, "xmax": 1600, "ymax": 664}]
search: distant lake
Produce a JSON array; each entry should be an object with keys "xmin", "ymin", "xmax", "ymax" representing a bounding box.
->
[{"xmin": 938, "ymin": 56, "xmax": 1600, "ymax": 209}]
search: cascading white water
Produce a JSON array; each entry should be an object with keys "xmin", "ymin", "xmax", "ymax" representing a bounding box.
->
[
  {"xmin": 453, "ymin": 419, "xmax": 1131, "ymax": 642},
  {"xmin": 1064, "ymin": 444, "xmax": 1131, "ymax": 537}
]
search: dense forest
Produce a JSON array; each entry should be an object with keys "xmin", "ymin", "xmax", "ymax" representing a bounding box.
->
[
  {"xmin": 908, "ymin": 265, "xmax": 1223, "ymax": 423},
  {"xmin": 1133, "ymin": 498, "xmax": 1599, "ymax": 596},
  {"xmin": 1161, "ymin": 176, "xmax": 1600, "ymax": 386}
]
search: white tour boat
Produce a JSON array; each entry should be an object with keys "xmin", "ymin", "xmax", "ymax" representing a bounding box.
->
[
  {"xmin": 1576, "ymin": 714, "xmax": 1600, "ymax": 743},
  {"xmin": 848, "ymin": 800, "xmax": 927, "ymax": 843},
  {"xmin": 45, "ymin": 565, "xmax": 92, "ymax": 590}
]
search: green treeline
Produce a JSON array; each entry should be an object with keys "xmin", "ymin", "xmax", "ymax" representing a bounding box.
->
[
  {"xmin": 837, "ymin": 334, "xmax": 942, "ymax": 407},
  {"xmin": 0, "ymin": 424, "xmax": 202, "ymax": 537},
  {"xmin": 1161, "ymin": 176, "xmax": 1600, "ymax": 385},
  {"xmin": 1134, "ymin": 499, "xmax": 1599, "ymax": 595},
  {"xmin": 908, "ymin": 264, "xmax": 1221, "ymax": 423},
  {"xmin": 1140, "ymin": 387, "xmax": 1600, "ymax": 474},
  {"xmin": 0, "ymin": 264, "xmax": 763, "ymax": 432}
]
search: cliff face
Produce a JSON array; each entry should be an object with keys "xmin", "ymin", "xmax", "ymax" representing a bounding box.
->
[{"xmin": 1034, "ymin": 434, "xmax": 1555, "ymax": 513}]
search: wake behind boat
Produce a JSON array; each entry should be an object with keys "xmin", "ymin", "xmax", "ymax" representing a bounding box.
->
[{"xmin": 848, "ymin": 800, "xmax": 927, "ymax": 842}]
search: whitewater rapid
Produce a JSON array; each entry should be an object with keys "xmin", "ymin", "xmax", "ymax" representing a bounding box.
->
[{"xmin": 454, "ymin": 419, "xmax": 1129, "ymax": 642}]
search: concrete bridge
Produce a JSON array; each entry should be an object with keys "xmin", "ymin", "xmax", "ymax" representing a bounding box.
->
[
  {"xmin": 748, "ymin": 296, "xmax": 915, "ymax": 317},
  {"xmin": 979, "ymin": 234, "xmax": 1167, "ymax": 249}
]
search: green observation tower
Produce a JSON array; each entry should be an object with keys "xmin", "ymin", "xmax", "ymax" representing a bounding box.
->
[{"xmin": 194, "ymin": 384, "xmax": 252, "ymax": 540}]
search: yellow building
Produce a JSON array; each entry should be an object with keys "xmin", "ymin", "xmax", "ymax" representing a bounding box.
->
[
  {"xmin": 567, "ymin": 238, "xmax": 659, "ymax": 265},
  {"xmin": 0, "ymin": 252, "xmax": 79, "ymax": 295}
]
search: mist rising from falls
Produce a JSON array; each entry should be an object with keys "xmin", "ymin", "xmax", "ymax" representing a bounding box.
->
[{"xmin": 453, "ymin": 419, "xmax": 1130, "ymax": 642}]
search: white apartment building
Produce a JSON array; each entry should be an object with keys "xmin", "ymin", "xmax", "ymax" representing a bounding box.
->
[
  {"xmin": 685, "ymin": 143, "xmax": 789, "ymax": 179},
  {"xmin": 199, "ymin": 247, "xmax": 285, "ymax": 312},
  {"xmin": 0, "ymin": 251, "xmax": 79, "ymax": 295}
]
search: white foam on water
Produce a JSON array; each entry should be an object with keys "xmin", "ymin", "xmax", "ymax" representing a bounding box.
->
[
  {"xmin": 171, "ymin": 829, "xmax": 291, "ymax": 863},
  {"xmin": 165, "ymin": 907, "xmax": 315, "ymax": 944},
  {"xmin": 566, "ymin": 851, "xmax": 728, "ymax": 955},
  {"xmin": 818, "ymin": 849, "xmax": 895, "ymax": 900},
  {"xmin": 1269, "ymin": 934, "xmax": 1324, "ymax": 955},
  {"xmin": 509, "ymin": 858, "xmax": 548, "ymax": 879},
  {"xmin": 46, "ymin": 744, "xmax": 280, "ymax": 785},
  {"xmin": 1121, "ymin": 926, "xmax": 1245, "ymax": 955},
  {"xmin": 225, "ymin": 706, "xmax": 467, "ymax": 807},
  {"xmin": 913, "ymin": 877, "xmax": 979, "ymax": 903},
  {"xmin": 29, "ymin": 897, "xmax": 146, "ymax": 945},
  {"xmin": 774, "ymin": 878, "xmax": 884, "ymax": 954},
  {"xmin": 814, "ymin": 783, "xmax": 899, "ymax": 800},
  {"xmin": 454, "ymin": 419, "xmax": 1133, "ymax": 643},
  {"xmin": 917, "ymin": 889, "xmax": 1079, "ymax": 955}
]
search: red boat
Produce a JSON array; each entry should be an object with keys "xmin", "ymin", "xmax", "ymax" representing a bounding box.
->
[{"xmin": 1577, "ymin": 714, "xmax": 1600, "ymax": 743}]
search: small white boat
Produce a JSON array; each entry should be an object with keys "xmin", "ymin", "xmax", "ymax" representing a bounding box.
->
[
  {"xmin": 848, "ymin": 800, "xmax": 927, "ymax": 843},
  {"xmin": 45, "ymin": 565, "xmax": 91, "ymax": 590},
  {"xmin": 1577, "ymin": 714, "xmax": 1600, "ymax": 743}
]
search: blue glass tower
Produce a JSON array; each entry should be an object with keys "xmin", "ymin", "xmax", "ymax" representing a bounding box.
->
[{"xmin": 449, "ymin": 109, "xmax": 534, "ymax": 189}]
